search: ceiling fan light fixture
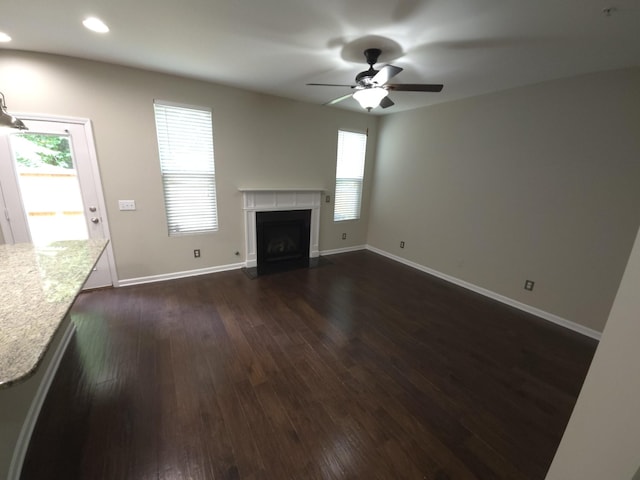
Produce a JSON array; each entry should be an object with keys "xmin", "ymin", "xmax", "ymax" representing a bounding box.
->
[
  {"xmin": 0, "ymin": 92, "xmax": 28, "ymax": 132},
  {"xmin": 352, "ymin": 87, "xmax": 389, "ymax": 112}
]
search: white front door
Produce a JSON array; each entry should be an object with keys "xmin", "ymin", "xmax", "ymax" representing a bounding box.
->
[{"xmin": 0, "ymin": 117, "xmax": 115, "ymax": 289}]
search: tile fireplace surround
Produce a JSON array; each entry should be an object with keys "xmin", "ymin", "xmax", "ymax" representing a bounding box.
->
[{"xmin": 240, "ymin": 189, "xmax": 323, "ymax": 268}]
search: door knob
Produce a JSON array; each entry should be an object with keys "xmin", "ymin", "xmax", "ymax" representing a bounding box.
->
[{"xmin": 90, "ymin": 217, "xmax": 100, "ymax": 224}]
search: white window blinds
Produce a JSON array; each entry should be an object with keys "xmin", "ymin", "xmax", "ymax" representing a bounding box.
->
[
  {"xmin": 334, "ymin": 130, "xmax": 367, "ymax": 221},
  {"xmin": 153, "ymin": 101, "xmax": 218, "ymax": 235}
]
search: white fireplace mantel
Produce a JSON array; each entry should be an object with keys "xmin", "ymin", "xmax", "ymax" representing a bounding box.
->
[{"xmin": 240, "ymin": 188, "xmax": 324, "ymax": 268}]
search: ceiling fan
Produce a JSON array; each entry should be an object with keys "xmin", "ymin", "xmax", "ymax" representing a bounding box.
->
[{"xmin": 307, "ymin": 48, "xmax": 443, "ymax": 112}]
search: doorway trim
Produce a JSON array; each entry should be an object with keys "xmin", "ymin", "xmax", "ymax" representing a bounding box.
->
[{"xmin": 2, "ymin": 112, "xmax": 118, "ymax": 287}]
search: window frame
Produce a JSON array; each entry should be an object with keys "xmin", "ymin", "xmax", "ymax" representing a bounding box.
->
[
  {"xmin": 153, "ymin": 100, "xmax": 219, "ymax": 236},
  {"xmin": 333, "ymin": 129, "xmax": 367, "ymax": 222}
]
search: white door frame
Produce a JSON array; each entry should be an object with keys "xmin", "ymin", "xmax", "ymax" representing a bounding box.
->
[{"xmin": 0, "ymin": 113, "xmax": 118, "ymax": 287}]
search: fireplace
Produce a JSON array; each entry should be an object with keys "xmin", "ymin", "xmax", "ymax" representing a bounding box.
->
[
  {"xmin": 256, "ymin": 209, "xmax": 311, "ymax": 275},
  {"xmin": 240, "ymin": 189, "xmax": 323, "ymax": 271}
]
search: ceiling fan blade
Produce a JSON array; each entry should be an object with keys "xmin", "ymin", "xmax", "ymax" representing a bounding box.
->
[
  {"xmin": 386, "ymin": 83, "xmax": 444, "ymax": 92},
  {"xmin": 325, "ymin": 93, "xmax": 353, "ymax": 106},
  {"xmin": 307, "ymin": 83, "xmax": 356, "ymax": 88},
  {"xmin": 379, "ymin": 96, "xmax": 395, "ymax": 109},
  {"xmin": 372, "ymin": 65, "xmax": 403, "ymax": 86}
]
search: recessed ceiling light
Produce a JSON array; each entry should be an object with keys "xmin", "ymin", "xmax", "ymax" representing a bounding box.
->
[
  {"xmin": 83, "ymin": 17, "xmax": 110, "ymax": 33},
  {"xmin": 0, "ymin": 32, "xmax": 12, "ymax": 42}
]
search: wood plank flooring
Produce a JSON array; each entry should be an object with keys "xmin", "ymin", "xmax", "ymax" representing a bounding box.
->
[{"xmin": 20, "ymin": 251, "xmax": 598, "ymax": 479}]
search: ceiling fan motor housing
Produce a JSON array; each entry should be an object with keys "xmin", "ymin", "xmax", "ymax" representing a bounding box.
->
[
  {"xmin": 355, "ymin": 48, "xmax": 382, "ymax": 84},
  {"xmin": 355, "ymin": 68, "xmax": 378, "ymax": 84}
]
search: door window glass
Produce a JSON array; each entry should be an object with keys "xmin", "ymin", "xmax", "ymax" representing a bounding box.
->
[{"xmin": 10, "ymin": 133, "xmax": 88, "ymax": 244}]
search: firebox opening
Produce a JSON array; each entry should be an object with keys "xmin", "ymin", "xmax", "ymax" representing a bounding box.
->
[{"xmin": 256, "ymin": 209, "xmax": 311, "ymax": 275}]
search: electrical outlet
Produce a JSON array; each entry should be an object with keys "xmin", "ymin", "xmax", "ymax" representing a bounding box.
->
[
  {"xmin": 400, "ymin": 241, "xmax": 405, "ymax": 248},
  {"xmin": 194, "ymin": 249, "xmax": 201, "ymax": 258},
  {"xmin": 118, "ymin": 200, "xmax": 136, "ymax": 211},
  {"xmin": 524, "ymin": 280, "xmax": 535, "ymax": 291},
  {"xmin": 325, "ymin": 195, "xmax": 331, "ymax": 203},
  {"xmin": 342, "ymin": 233, "xmax": 347, "ymax": 240}
]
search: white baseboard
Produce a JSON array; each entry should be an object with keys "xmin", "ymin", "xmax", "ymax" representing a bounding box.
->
[
  {"xmin": 365, "ymin": 245, "xmax": 602, "ymax": 341},
  {"xmin": 119, "ymin": 250, "xmax": 362, "ymax": 287},
  {"xmin": 117, "ymin": 245, "xmax": 600, "ymax": 340},
  {"xmin": 8, "ymin": 319, "xmax": 76, "ymax": 480},
  {"xmin": 320, "ymin": 245, "xmax": 366, "ymax": 256},
  {"xmin": 118, "ymin": 262, "xmax": 245, "ymax": 287}
]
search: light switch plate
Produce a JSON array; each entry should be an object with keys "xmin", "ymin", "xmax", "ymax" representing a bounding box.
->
[{"xmin": 118, "ymin": 200, "xmax": 136, "ymax": 211}]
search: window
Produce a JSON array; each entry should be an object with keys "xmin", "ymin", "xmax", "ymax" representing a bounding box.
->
[
  {"xmin": 153, "ymin": 101, "xmax": 218, "ymax": 235},
  {"xmin": 334, "ymin": 130, "xmax": 367, "ymax": 221}
]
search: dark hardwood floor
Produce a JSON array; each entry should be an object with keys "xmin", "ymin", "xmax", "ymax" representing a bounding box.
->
[{"xmin": 21, "ymin": 251, "xmax": 597, "ymax": 480}]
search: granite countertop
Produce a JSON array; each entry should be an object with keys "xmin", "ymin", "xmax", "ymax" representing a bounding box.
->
[{"xmin": 0, "ymin": 239, "xmax": 108, "ymax": 388}]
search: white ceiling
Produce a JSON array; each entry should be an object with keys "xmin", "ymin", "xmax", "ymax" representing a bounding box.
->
[{"xmin": 2, "ymin": 0, "xmax": 639, "ymax": 114}]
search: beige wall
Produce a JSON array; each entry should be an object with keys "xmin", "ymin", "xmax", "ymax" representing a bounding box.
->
[
  {"xmin": 545, "ymin": 225, "xmax": 640, "ymax": 479},
  {"xmin": 367, "ymin": 68, "xmax": 640, "ymax": 332},
  {"xmin": 0, "ymin": 51, "xmax": 377, "ymax": 280},
  {"xmin": 3, "ymin": 51, "xmax": 639, "ymax": 333}
]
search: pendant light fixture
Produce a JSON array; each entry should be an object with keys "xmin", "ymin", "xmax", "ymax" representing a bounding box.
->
[
  {"xmin": 0, "ymin": 92, "xmax": 28, "ymax": 131},
  {"xmin": 352, "ymin": 87, "xmax": 389, "ymax": 112}
]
